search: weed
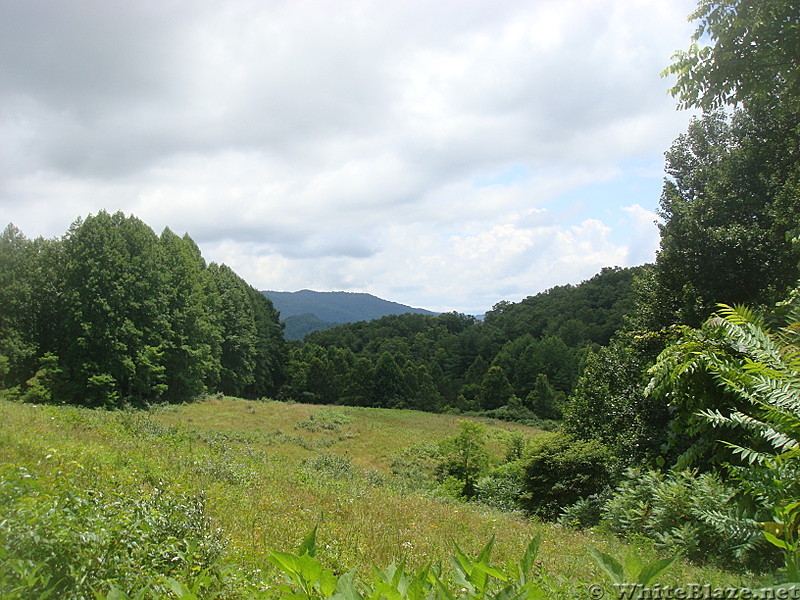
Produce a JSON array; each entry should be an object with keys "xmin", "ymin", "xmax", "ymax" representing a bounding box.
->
[
  {"xmin": 0, "ymin": 465, "xmax": 227, "ymax": 600},
  {"xmin": 295, "ymin": 408, "xmax": 353, "ymax": 432}
]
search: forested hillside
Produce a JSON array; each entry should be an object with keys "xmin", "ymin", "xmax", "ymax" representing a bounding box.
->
[
  {"xmin": 279, "ymin": 266, "xmax": 641, "ymax": 419},
  {"xmin": 280, "ymin": 312, "xmax": 340, "ymax": 340},
  {"xmin": 264, "ymin": 289, "xmax": 439, "ymax": 339}
]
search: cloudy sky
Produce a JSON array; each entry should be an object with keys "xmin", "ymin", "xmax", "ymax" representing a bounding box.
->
[{"xmin": 1, "ymin": 0, "xmax": 699, "ymax": 314}]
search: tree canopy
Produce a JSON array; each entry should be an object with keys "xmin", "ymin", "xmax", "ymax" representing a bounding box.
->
[
  {"xmin": 0, "ymin": 212, "xmax": 286, "ymax": 407},
  {"xmin": 664, "ymin": 0, "xmax": 800, "ymax": 111}
]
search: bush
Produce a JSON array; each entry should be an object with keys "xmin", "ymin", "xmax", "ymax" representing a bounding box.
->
[
  {"xmin": 558, "ymin": 493, "xmax": 607, "ymax": 529},
  {"xmin": 519, "ymin": 432, "xmax": 612, "ymax": 520},
  {"xmin": 294, "ymin": 408, "xmax": 352, "ymax": 432},
  {"xmin": 0, "ymin": 466, "xmax": 227, "ymax": 599},
  {"xmin": 299, "ymin": 453, "xmax": 355, "ymax": 482},
  {"xmin": 471, "ymin": 458, "xmax": 527, "ymax": 512},
  {"xmin": 472, "ymin": 405, "xmax": 559, "ymax": 430},
  {"xmin": 602, "ymin": 468, "xmax": 776, "ymax": 570},
  {"xmin": 435, "ymin": 421, "xmax": 490, "ymax": 498},
  {"xmin": 473, "ymin": 473, "xmax": 523, "ymax": 512},
  {"xmin": 390, "ymin": 441, "xmax": 444, "ymax": 492}
]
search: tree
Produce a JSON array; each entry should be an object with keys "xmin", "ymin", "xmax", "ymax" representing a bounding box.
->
[
  {"xmin": 372, "ymin": 352, "xmax": 409, "ymax": 408},
  {"xmin": 404, "ymin": 363, "xmax": 444, "ymax": 411},
  {"xmin": 437, "ymin": 421, "xmax": 489, "ymax": 498},
  {"xmin": 463, "ymin": 355, "xmax": 488, "ymax": 386},
  {"xmin": 644, "ymin": 1, "xmax": 800, "ymax": 331},
  {"xmin": 520, "ymin": 432, "xmax": 612, "ymax": 520},
  {"xmin": 526, "ymin": 374, "xmax": 563, "ymax": 420},
  {"xmin": 342, "ymin": 356, "xmax": 374, "ymax": 406},
  {"xmin": 635, "ymin": 109, "xmax": 800, "ymax": 330},
  {"xmin": 58, "ymin": 212, "xmax": 170, "ymax": 406},
  {"xmin": 564, "ymin": 332, "xmax": 671, "ymax": 466},
  {"xmin": 1, "ymin": 213, "xmax": 286, "ymax": 406},
  {"xmin": 244, "ymin": 287, "xmax": 287, "ymax": 399},
  {"xmin": 648, "ymin": 296, "xmax": 800, "ymax": 491},
  {"xmin": 159, "ymin": 229, "xmax": 222, "ymax": 401},
  {"xmin": 478, "ymin": 366, "xmax": 514, "ymax": 411},
  {"xmin": 664, "ymin": 0, "xmax": 800, "ymax": 111},
  {"xmin": 207, "ymin": 263, "xmax": 257, "ymax": 397},
  {"xmin": 648, "ymin": 289, "xmax": 800, "ymax": 579},
  {"xmin": 0, "ymin": 225, "xmax": 37, "ymax": 393},
  {"xmin": 483, "ymin": 266, "xmax": 641, "ymax": 347}
]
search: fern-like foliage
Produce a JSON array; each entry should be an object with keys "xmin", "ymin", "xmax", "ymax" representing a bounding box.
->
[
  {"xmin": 602, "ymin": 467, "xmax": 772, "ymax": 570},
  {"xmin": 648, "ymin": 290, "xmax": 800, "ymax": 494},
  {"xmin": 648, "ymin": 287, "xmax": 800, "ymax": 578}
]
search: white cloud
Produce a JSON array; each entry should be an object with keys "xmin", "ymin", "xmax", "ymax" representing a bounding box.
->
[
  {"xmin": 621, "ymin": 203, "xmax": 662, "ymax": 265},
  {"xmin": 0, "ymin": 0, "xmax": 698, "ymax": 313}
]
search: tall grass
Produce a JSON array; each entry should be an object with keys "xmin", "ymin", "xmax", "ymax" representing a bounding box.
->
[{"xmin": 0, "ymin": 398, "xmax": 758, "ymax": 598}]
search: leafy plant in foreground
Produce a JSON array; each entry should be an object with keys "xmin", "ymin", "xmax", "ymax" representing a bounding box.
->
[
  {"xmin": 266, "ymin": 528, "xmax": 549, "ymax": 600},
  {"xmin": 648, "ymin": 289, "xmax": 800, "ymax": 580},
  {"xmin": 0, "ymin": 465, "xmax": 227, "ymax": 600},
  {"xmin": 762, "ymin": 501, "xmax": 800, "ymax": 582},
  {"xmin": 588, "ymin": 546, "xmax": 679, "ymax": 588},
  {"xmin": 602, "ymin": 468, "xmax": 768, "ymax": 569}
]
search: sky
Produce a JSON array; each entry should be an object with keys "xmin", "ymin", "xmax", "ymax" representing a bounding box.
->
[{"xmin": 0, "ymin": 0, "xmax": 700, "ymax": 315}]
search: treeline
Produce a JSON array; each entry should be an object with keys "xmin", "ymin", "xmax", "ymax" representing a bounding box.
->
[
  {"xmin": 279, "ymin": 265, "xmax": 640, "ymax": 420},
  {"xmin": 0, "ymin": 211, "xmax": 286, "ymax": 407}
]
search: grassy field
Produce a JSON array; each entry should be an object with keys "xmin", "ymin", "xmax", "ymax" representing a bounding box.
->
[{"xmin": 0, "ymin": 397, "xmax": 764, "ymax": 598}]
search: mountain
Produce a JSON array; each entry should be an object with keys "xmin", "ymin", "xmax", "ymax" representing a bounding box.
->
[
  {"xmin": 262, "ymin": 289, "xmax": 439, "ymax": 339},
  {"xmin": 281, "ymin": 313, "xmax": 339, "ymax": 340}
]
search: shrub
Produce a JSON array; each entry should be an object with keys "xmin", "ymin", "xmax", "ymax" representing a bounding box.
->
[
  {"xmin": 472, "ymin": 458, "xmax": 527, "ymax": 512},
  {"xmin": 299, "ymin": 453, "xmax": 355, "ymax": 482},
  {"xmin": 294, "ymin": 408, "xmax": 352, "ymax": 433},
  {"xmin": 473, "ymin": 474, "xmax": 523, "ymax": 512},
  {"xmin": 519, "ymin": 432, "xmax": 612, "ymax": 520},
  {"xmin": 435, "ymin": 421, "xmax": 490, "ymax": 498},
  {"xmin": 558, "ymin": 493, "xmax": 607, "ymax": 529},
  {"xmin": 0, "ymin": 466, "xmax": 227, "ymax": 599},
  {"xmin": 472, "ymin": 405, "xmax": 558, "ymax": 429},
  {"xmin": 602, "ymin": 468, "xmax": 776, "ymax": 570},
  {"xmin": 390, "ymin": 441, "xmax": 444, "ymax": 492}
]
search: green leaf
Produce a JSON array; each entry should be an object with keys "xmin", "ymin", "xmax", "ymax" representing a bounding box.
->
[
  {"xmin": 476, "ymin": 535, "xmax": 496, "ymax": 564},
  {"xmin": 473, "ymin": 561, "xmax": 509, "ymax": 582},
  {"xmin": 318, "ymin": 567, "xmax": 339, "ymax": 597},
  {"xmin": 622, "ymin": 551, "xmax": 642, "ymax": 581},
  {"xmin": 298, "ymin": 526, "xmax": 318, "ymax": 557},
  {"xmin": 450, "ymin": 543, "xmax": 472, "ymax": 578},
  {"xmin": 636, "ymin": 555, "xmax": 680, "ymax": 587},
  {"xmin": 588, "ymin": 546, "xmax": 624, "ymax": 585},
  {"xmin": 166, "ymin": 579, "xmax": 198, "ymax": 600},
  {"xmin": 99, "ymin": 588, "xmax": 130, "ymax": 600},
  {"xmin": 520, "ymin": 535, "xmax": 541, "ymax": 576},
  {"xmin": 267, "ymin": 550, "xmax": 301, "ymax": 574},
  {"xmin": 331, "ymin": 572, "xmax": 365, "ymax": 600},
  {"xmin": 764, "ymin": 530, "xmax": 791, "ymax": 550}
]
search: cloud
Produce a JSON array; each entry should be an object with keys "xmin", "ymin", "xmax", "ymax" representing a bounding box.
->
[
  {"xmin": 0, "ymin": 0, "xmax": 698, "ymax": 312},
  {"xmin": 622, "ymin": 203, "xmax": 662, "ymax": 265}
]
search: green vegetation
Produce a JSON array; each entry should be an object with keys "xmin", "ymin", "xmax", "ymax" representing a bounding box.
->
[
  {"xmin": 263, "ymin": 290, "xmax": 438, "ymax": 340},
  {"xmin": 0, "ymin": 399, "xmax": 755, "ymax": 599},
  {"xmin": 1, "ymin": 0, "xmax": 799, "ymax": 595},
  {"xmin": 0, "ymin": 212, "xmax": 286, "ymax": 407},
  {"xmin": 280, "ymin": 266, "xmax": 640, "ymax": 416}
]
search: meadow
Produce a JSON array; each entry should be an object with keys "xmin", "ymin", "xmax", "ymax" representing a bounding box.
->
[{"xmin": 0, "ymin": 397, "xmax": 761, "ymax": 598}]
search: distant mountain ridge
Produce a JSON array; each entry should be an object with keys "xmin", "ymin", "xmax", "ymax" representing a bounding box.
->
[{"xmin": 262, "ymin": 289, "xmax": 439, "ymax": 339}]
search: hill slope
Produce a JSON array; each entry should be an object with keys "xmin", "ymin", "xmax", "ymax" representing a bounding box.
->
[
  {"xmin": 263, "ymin": 289, "xmax": 438, "ymax": 339},
  {"xmin": 0, "ymin": 397, "xmax": 751, "ymax": 598}
]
